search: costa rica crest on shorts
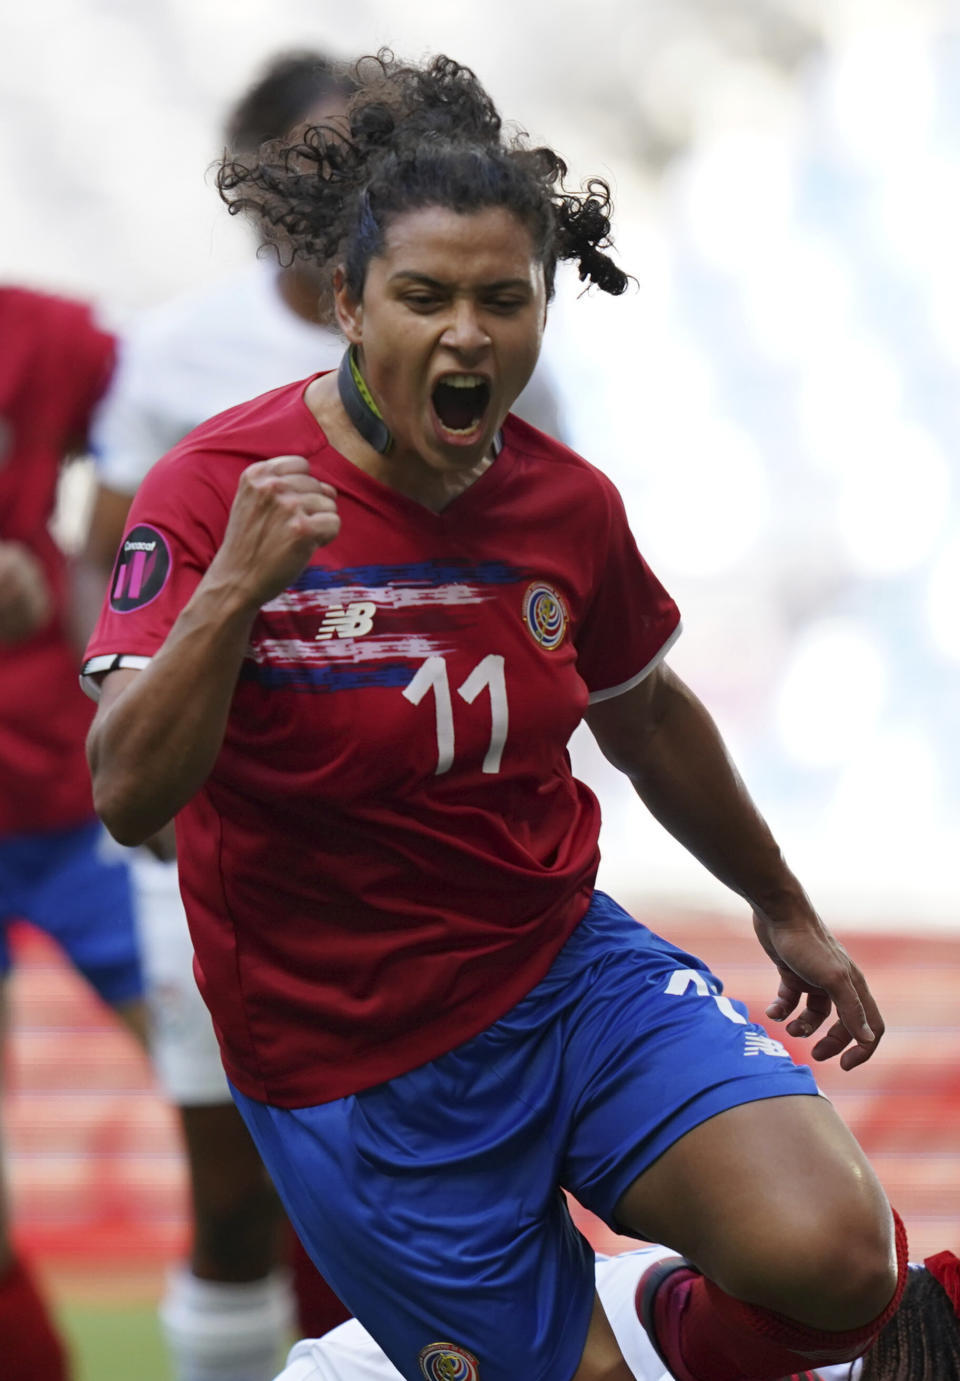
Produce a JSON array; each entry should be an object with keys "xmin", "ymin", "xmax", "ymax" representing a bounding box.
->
[
  {"xmin": 417, "ymin": 1340, "xmax": 480, "ymax": 1381},
  {"xmin": 522, "ymin": 580, "xmax": 568, "ymax": 651}
]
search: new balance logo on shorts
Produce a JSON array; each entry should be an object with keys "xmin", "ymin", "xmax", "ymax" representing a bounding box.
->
[
  {"xmin": 743, "ymin": 1032, "xmax": 790, "ymax": 1059},
  {"xmin": 315, "ymin": 602, "xmax": 377, "ymax": 640}
]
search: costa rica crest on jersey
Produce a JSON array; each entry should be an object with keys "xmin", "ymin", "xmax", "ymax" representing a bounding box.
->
[
  {"xmin": 522, "ymin": 580, "xmax": 568, "ymax": 651},
  {"xmin": 417, "ymin": 1340, "xmax": 480, "ymax": 1381}
]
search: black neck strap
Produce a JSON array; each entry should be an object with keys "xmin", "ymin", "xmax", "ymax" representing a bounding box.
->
[
  {"xmin": 337, "ymin": 346, "xmax": 505, "ymax": 458},
  {"xmin": 338, "ymin": 346, "xmax": 392, "ymax": 454}
]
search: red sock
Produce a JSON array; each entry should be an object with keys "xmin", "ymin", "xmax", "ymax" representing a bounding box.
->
[
  {"xmin": 0, "ymin": 1255, "xmax": 70, "ymax": 1381},
  {"xmin": 288, "ymin": 1230, "xmax": 351, "ymax": 1335},
  {"xmin": 656, "ymin": 1208, "xmax": 908, "ymax": 1381}
]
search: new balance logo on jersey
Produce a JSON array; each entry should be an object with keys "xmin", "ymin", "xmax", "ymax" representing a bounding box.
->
[
  {"xmin": 743, "ymin": 1032, "xmax": 790, "ymax": 1059},
  {"xmin": 315, "ymin": 602, "xmax": 377, "ymax": 640}
]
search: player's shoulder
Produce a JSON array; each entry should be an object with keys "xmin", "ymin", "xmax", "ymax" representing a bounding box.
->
[
  {"xmin": 503, "ymin": 413, "xmax": 626, "ymax": 513},
  {"xmin": 0, "ymin": 285, "xmax": 114, "ymax": 430},
  {"xmin": 504, "ymin": 413, "xmax": 614, "ymax": 478},
  {"xmin": 0, "ymin": 284, "xmax": 107, "ymax": 352},
  {"xmin": 0, "ymin": 282, "xmax": 85, "ymax": 323}
]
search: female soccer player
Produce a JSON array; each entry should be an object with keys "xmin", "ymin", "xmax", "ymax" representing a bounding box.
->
[
  {"xmin": 83, "ymin": 53, "xmax": 906, "ymax": 1381},
  {"xmin": 271, "ymin": 1248, "xmax": 960, "ymax": 1381},
  {"xmin": 0, "ymin": 284, "xmax": 149, "ymax": 1381},
  {"xmin": 81, "ymin": 46, "xmax": 559, "ymax": 1357}
]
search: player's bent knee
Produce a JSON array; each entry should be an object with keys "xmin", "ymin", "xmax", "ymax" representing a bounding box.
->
[
  {"xmin": 811, "ymin": 1215, "xmax": 899, "ymax": 1325},
  {"xmin": 713, "ymin": 1202, "xmax": 898, "ymax": 1330}
]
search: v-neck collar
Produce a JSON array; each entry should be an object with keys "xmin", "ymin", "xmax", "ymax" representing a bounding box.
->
[{"xmin": 294, "ymin": 373, "xmax": 517, "ymax": 525}]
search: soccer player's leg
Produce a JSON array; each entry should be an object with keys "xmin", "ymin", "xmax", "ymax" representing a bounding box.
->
[
  {"xmin": 0, "ymin": 896, "xmax": 70, "ymax": 1381},
  {"xmin": 31, "ymin": 817, "xmax": 150, "ymax": 1044},
  {"xmin": 570, "ymin": 1293, "xmax": 635, "ymax": 1381},
  {"xmin": 3, "ymin": 820, "xmax": 147, "ymax": 1380},
  {"xmin": 133, "ymin": 853, "xmax": 349, "ymax": 1377},
  {"xmin": 230, "ymin": 1025, "xmax": 614, "ymax": 1381},
  {"xmin": 623, "ymin": 1099, "xmax": 903, "ymax": 1381},
  {"xmin": 160, "ymin": 1103, "xmax": 294, "ymax": 1381},
  {"xmin": 561, "ymin": 892, "xmax": 904, "ymax": 1381},
  {"xmin": 134, "ymin": 854, "xmax": 298, "ymax": 1380}
]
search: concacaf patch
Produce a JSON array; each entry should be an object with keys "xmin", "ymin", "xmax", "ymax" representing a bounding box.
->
[
  {"xmin": 522, "ymin": 580, "xmax": 568, "ymax": 651},
  {"xmin": 109, "ymin": 524, "xmax": 171, "ymax": 613},
  {"xmin": 417, "ymin": 1340, "xmax": 480, "ymax": 1381}
]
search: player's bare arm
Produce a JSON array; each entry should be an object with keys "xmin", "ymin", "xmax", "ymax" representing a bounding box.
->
[
  {"xmin": 87, "ymin": 455, "xmax": 339, "ymax": 846},
  {"xmin": 584, "ymin": 661, "xmax": 884, "ymax": 1069},
  {"xmin": 0, "ymin": 539, "xmax": 53, "ymax": 643}
]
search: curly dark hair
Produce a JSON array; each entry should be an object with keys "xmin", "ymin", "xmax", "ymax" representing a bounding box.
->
[
  {"xmin": 856, "ymin": 1266, "xmax": 960, "ymax": 1381},
  {"xmin": 217, "ymin": 51, "xmax": 629, "ymax": 310}
]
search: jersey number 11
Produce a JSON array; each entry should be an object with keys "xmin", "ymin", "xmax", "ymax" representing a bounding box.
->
[{"xmin": 403, "ymin": 654, "xmax": 508, "ymax": 775}]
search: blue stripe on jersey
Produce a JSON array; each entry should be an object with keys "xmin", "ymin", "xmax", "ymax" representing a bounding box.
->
[
  {"xmin": 290, "ymin": 560, "xmax": 524, "ymax": 591},
  {"xmin": 239, "ymin": 661, "xmax": 415, "ymax": 692}
]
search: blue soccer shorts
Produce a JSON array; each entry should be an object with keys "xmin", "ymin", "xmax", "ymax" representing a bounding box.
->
[
  {"xmin": 0, "ymin": 816, "xmax": 143, "ymax": 1005},
  {"xmin": 231, "ymin": 890, "xmax": 820, "ymax": 1381}
]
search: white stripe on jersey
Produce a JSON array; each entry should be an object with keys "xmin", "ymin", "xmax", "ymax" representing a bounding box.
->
[{"xmin": 261, "ymin": 584, "xmax": 494, "ymax": 614}]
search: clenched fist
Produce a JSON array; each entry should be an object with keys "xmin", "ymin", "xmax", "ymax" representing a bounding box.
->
[
  {"xmin": 0, "ymin": 540, "xmax": 53, "ymax": 643},
  {"xmin": 209, "ymin": 455, "xmax": 340, "ymax": 609}
]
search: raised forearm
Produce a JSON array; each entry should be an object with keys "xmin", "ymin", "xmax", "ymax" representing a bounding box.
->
[
  {"xmin": 87, "ymin": 455, "xmax": 340, "ymax": 845},
  {"xmin": 87, "ymin": 573, "xmax": 258, "ymax": 845},
  {"xmin": 589, "ymin": 667, "xmax": 885, "ymax": 1064}
]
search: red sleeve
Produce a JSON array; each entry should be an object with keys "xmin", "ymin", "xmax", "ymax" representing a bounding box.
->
[
  {"xmin": 0, "ymin": 287, "xmax": 115, "ymax": 450},
  {"xmin": 60, "ymin": 298, "xmax": 116, "ymax": 449},
  {"xmin": 81, "ymin": 448, "xmax": 230, "ymax": 691},
  {"xmin": 0, "ymin": 288, "xmax": 116, "ymax": 548},
  {"xmin": 574, "ymin": 477, "xmax": 681, "ymax": 701}
]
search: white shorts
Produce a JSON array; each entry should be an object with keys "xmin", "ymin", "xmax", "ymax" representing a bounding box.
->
[{"xmin": 133, "ymin": 852, "xmax": 230, "ymax": 1105}]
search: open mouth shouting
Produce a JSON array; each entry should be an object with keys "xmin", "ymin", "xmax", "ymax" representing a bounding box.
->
[{"xmin": 430, "ymin": 373, "xmax": 492, "ymax": 445}]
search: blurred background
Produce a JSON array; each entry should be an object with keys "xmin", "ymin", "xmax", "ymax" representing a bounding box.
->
[{"xmin": 3, "ymin": 0, "xmax": 959, "ymax": 1376}]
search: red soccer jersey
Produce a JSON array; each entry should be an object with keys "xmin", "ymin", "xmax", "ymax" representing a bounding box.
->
[
  {"xmin": 0, "ymin": 287, "xmax": 116, "ymax": 834},
  {"xmin": 83, "ymin": 378, "xmax": 681, "ymax": 1105}
]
